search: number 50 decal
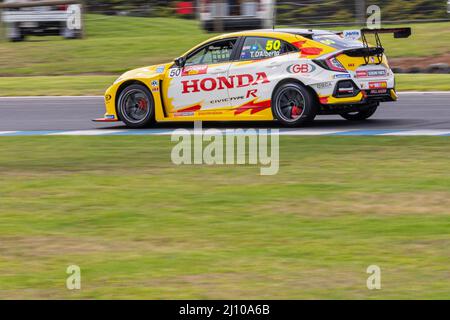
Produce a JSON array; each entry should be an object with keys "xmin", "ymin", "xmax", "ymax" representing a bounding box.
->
[
  {"xmin": 170, "ymin": 68, "xmax": 181, "ymax": 78},
  {"xmin": 266, "ymin": 40, "xmax": 281, "ymax": 51}
]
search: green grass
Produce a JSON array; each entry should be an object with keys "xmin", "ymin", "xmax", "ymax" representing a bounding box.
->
[
  {"xmin": 0, "ymin": 73, "xmax": 448, "ymax": 96},
  {"xmin": 0, "ymin": 75, "xmax": 116, "ymax": 96},
  {"xmin": 0, "ymin": 15, "xmax": 214, "ymax": 76},
  {"xmin": 0, "ymin": 14, "xmax": 449, "ymax": 76},
  {"xmin": 395, "ymin": 74, "xmax": 450, "ymax": 91},
  {"xmin": 0, "ymin": 136, "xmax": 449, "ymax": 299}
]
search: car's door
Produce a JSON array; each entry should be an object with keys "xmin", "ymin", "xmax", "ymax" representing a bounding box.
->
[
  {"xmin": 162, "ymin": 38, "xmax": 238, "ymax": 117},
  {"xmin": 227, "ymin": 36, "xmax": 298, "ymax": 116}
]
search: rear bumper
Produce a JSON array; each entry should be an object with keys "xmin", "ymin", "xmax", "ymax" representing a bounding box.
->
[
  {"xmin": 319, "ymin": 89, "xmax": 396, "ymax": 104},
  {"xmin": 318, "ymin": 89, "xmax": 397, "ymax": 115}
]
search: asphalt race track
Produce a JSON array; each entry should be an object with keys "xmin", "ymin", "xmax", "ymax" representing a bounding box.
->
[{"xmin": 0, "ymin": 92, "xmax": 449, "ymax": 136}]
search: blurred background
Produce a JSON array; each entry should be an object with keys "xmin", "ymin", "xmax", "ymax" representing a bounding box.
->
[
  {"xmin": 0, "ymin": 1, "xmax": 449, "ymax": 300},
  {"xmin": 0, "ymin": 0, "xmax": 449, "ymax": 81}
]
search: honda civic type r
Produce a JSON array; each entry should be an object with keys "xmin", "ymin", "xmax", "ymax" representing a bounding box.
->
[{"xmin": 95, "ymin": 27, "xmax": 411, "ymax": 128}]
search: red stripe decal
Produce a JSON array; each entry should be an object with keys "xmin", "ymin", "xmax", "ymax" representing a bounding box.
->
[
  {"xmin": 234, "ymin": 99, "xmax": 271, "ymax": 115},
  {"xmin": 176, "ymin": 104, "xmax": 202, "ymax": 112}
]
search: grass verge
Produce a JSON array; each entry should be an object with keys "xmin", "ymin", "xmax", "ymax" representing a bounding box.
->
[
  {"xmin": 0, "ymin": 74, "xmax": 448, "ymax": 96},
  {"xmin": 0, "ymin": 136, "xmax": 449, "ymax": 299},
  {"xmin": 0, "ymin": 15, "xmax": 449, "ymax": 76}
]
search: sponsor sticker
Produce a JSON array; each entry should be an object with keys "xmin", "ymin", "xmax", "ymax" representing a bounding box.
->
[
  {"xmin": 174, "ymin": 111, "xmax": 195, "ymax": 117},
  {"xmin": 286, "ymin": 63, "xmax": 316, "ymax": 74},
  {"xmin": 369, "ymin": 89, "xmax": 387, "ymax": 94},
  {"xmin": 369, "ymin": 81, "xmax": 387, "ymax": 89},
  {"xmin": 315, "ymin": 82, "xmax": 333, "ymax": 89},
  {"xmin": 343, "ymin": 30, "xmax": 362, "ymax": 40},
  {"xmin": 182, "ymin": 65, "xmax": 208, "ymax": 77},
  {"xmin": 356, "ymin": 70, "xmax": 368, "ymax": 78},
  {"xmin": 198, "ymin": 111, "xmax": 223, "ymax": 115},
  {"xmin": 151, "ymin": 80, "xmax": 158, "ymax": 87},
  {"xmin": 356, "ymin": 70, "xmax": 387, "ymax": 78},
  {"xmin": 334, "ymin": 73, "xmax": 352, "ymax": 79},
  {"xmin": 156, "ymin": 66, "xmax": 165, "ymax": 73}
]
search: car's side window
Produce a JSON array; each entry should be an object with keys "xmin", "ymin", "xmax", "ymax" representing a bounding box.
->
[
  {"xmin": 239, "ymin": 37, "xmax": 297, "ymax": 60},
  {"xmin": 185, "ymin": 38, "xmax": 237, "ymax": 66}
]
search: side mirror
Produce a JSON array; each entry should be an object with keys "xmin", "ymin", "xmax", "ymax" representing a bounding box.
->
[{"xmin": 174, "ymin": 56, "xmax": 186, "ymax": 68}]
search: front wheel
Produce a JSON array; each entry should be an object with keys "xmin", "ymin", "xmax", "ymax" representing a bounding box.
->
[
  {"xmin": 340, "ymin": 104, "xmax": 378, "ymax": 121},
  {"xmin": 271, "ymin": 82, "xmax": 317, "ymax": 127},
  {"xmin": 117, "ymin": 84, "xmax": 155, "ymax": 128}
]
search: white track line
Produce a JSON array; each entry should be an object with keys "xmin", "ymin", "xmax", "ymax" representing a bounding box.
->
[
  {"xmin": 397, "ymin": 91, "xmax": 450, "ymax": 95},
  {"xmin": 49, "ymin": 130, "xmax": 121, "ymax": 136},
  {"xmin": 380, "ymin": 130, "xmax": 450, "ymax": 136},
  {"xmin": 279, "ymin": 129, "xmax": 349, "ymax": 135},
  {"xmin": 0, "ymin": 129, "xmax": 449, "ymax": 136}
]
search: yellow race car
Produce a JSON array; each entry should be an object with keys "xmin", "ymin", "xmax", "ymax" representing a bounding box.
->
[{"xmin": 94, "ymin": 27, "xmax": 410, "ymax": 128}]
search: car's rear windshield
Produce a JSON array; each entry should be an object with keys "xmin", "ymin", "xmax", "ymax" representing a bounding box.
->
[{"xmin": 312, "ymin": 34, "xmax": 364, "ymax": 50}]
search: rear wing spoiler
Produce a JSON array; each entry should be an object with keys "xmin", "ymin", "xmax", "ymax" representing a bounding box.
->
[
  {"xmin": 338, "ymin": 27, "xmax": 411, "ymax": 65},
  {"xmin": 360, "ymin": 27, "xmax": 412, "ymax": 39}
]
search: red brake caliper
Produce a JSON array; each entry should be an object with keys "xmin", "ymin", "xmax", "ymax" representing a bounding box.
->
[
  {"xmin": 137, "ymin": 99, "xmax": 148, "ymax": 111},
  {"xmin": 291, "ymin": 105, "xmax": 303, "ymax": 118}
]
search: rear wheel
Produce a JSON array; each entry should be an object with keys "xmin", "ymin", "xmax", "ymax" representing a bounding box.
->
[
  {"xmin": 271, "ymin": 82, "xmax": 317, "ymax": 127},
  {"xmin": 340, "ymin": 103, "xmax": 378, "ymax": 121},
  {"xmin": 117, "ymin": 84, "xmax": 155, "ymax": 128}
]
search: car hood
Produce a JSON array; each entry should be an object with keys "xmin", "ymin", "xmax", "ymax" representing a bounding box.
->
[{"xmin": 115, "ymin": 63, "xmax": 172, "ymax": 82}]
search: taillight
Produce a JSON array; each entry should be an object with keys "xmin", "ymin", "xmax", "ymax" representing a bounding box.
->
[
  {"xmin": 57, "ymin": 4, "xmax": 68, "ymax": 11},
  {"xmin": 313, "ymin": 55, "xmax": 347, "ymax": 73}
]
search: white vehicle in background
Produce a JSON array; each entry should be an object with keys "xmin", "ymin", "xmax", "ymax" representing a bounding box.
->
[
  {"xmin": 1, "ymin": 0, "xmax": 82, "ymax": 41},
  {"xmin": 198, "ymin": 0, "xmax": 274, "ymax": 31}
]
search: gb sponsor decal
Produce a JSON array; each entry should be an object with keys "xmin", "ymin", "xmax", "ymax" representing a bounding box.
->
[{"xmin": 286, "ymin": 63, "xmax": 316, "ymax": 74}]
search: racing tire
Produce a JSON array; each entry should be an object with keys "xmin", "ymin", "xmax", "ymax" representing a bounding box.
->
[
  {"xmin": 117, "ymin": 84, "xmax": 155, "ymax": 128},
  {"xmin": 272, "ymin": 82, "xmax": 317, "ymax": 127},
  {"xmin": 340, "ymin": 103, "xmax": 378, "ymax": 121}
]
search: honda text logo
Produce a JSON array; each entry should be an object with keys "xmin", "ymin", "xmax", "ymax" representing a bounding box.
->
[{"xmin": 182, "ymin": 72, "xmax": 270, "ymax": 94}]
